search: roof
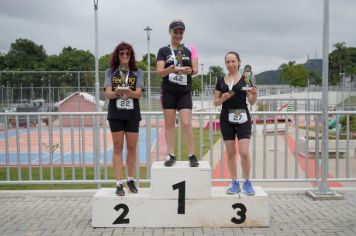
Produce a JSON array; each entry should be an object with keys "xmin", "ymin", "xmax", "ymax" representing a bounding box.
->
[{"xmin": 55, "ymin": 92, "xmax": 105, "ymax": 107}]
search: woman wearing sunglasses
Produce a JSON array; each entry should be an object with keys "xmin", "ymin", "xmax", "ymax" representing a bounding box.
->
[
  {"xmin": 104, "ymin": 42, "xmax": 144, "ymax": 196},
  {"xmin": 156, "ymin": 19, "xmax": 199, "ymax": 167},
  {"xmin": 214, "ymin": 52, "xmax": 257, "ymax": 195}
]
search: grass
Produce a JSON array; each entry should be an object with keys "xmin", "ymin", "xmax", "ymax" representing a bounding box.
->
[
  {"xmin": 0, "ymin": 166, "xmax": 148, "ymax": 190},
  {"xmin": 174, "ymin": 128, "xmax": 221, "ymax": 160},
  {"xmin": 0, "ymin": 128, "xmax": 221, "ymax": 190}
]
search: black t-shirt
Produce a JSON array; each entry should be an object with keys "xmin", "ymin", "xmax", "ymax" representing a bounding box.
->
[
  {"xmin": 215, "ymin": 75, "xmax": 251, "ymax": 119},
  {"xmin": 105, "ymin": 68, "xmax": 144, "ymax": 121},
  {"xmin": 157, "ymin": 44, "xmax": 192, "ymax": 94}
]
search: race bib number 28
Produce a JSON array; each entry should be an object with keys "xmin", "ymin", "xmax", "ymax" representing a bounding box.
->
[{"xmin": 168, "ymin": 73, "xmax": 187, "ymax": 86}]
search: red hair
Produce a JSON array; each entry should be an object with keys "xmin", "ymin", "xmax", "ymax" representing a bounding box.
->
[{"xmin": 110, "ymin": 42, "xmax": 138, "ymax": 73}]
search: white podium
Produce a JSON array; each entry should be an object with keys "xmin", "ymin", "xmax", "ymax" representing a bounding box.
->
[{"xmin": 92, "ymin": 161, "xmax": 269, "ymax": 227}]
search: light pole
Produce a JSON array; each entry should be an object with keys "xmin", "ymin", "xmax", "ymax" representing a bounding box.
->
[
  {"xmin": 200, "ymin": 63, "xmax": 204, "ymax": 109},
  {"xmin": 307, "ymin": 0, "xmax": 340, "ymax": 199},
  {"xmin": 1, "ymin": 85, "xmax": 4, "ymax": 108},
  {"xmin": 209, "ymin": 72, "xmax": 212, "ymax": 96},
  {"xmin": 144, "ymin": 26, "xmax": 153, "ymax": 171},
  {"xmin": 93, "ymin": 0, "xmax": 101, "ymax": 188},
  {"xmin": 7, "ymin": 81, "xmax": 9, "ymax": 107},
  {"xmin": 19, "ymin": 83, "xmax": 22, "ymax": 103},
  {"xmin": 144, "ymin": 26, "xmax": 152, "ymax": 111}
]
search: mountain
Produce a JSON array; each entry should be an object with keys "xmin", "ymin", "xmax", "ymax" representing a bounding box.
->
[{"xmin": 255, "ymin": 59, "xmax": 322, "ymax": 85}]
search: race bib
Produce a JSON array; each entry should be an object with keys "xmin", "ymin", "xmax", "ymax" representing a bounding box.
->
[
  {"xmin": 116, "ymin": 98, "xmax": 134, "ymax": 110},
  {"xmin": 228, "ymin": 109, "xmax": 248, "ymax": 124},
  {"xmin": 168, "ymin": 73, "xmax": 187, "ymax": 86}
]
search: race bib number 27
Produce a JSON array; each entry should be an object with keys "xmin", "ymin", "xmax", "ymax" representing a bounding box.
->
[{"xmin": 228, "ymin": 109, "xmax": 248, "ymax": 124}]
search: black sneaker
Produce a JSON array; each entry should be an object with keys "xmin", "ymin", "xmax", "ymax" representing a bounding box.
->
[
  {"xmin": 189, "ymin": 154, "xmax": 199, "ymax": 167},
  {"xmin": 127, "ymin": 180, "xmax": 138, "ymax": 193},
  {"xmin": 115, "ymin": 184, "xmax": 125, "ymax": 196},
  {"xmin": 164, "ymin": 154, "xmax": 176, "ymax": 167}
]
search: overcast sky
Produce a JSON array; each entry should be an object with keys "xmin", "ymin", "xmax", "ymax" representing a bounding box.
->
[{"xmin": 0, "ymin": 0, "xmax": 355, "ymax": 73}]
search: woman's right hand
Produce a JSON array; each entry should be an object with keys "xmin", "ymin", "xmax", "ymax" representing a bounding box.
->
[
  {"xmin": 221, "ymin": 92, "xmax": 232, "ymax": 102},
  {"xmin": 167, "ymin": 65, "xmax": 178, "ymax": 74},
  {"xmin": 114, "ymin": 88, "xmax": 127, "ymax": 96}
]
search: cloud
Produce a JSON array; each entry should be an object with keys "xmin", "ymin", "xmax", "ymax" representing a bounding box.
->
[{"xmin": 0, "ymin": 0, "xmax": 355, "ymax": 73}]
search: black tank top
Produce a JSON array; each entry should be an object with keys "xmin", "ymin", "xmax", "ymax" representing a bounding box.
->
[
  {"xmin": 107, "ymin": 69, "xmax": 141, "ymax": 121},
  {"xmin": 215, "ymin": 75, "xmax": 251, "ymax": 119}
]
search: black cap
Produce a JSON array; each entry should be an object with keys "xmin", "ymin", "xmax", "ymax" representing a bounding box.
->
[{"xmin": 169, "ymin": 21, "xmax": 185, "ymax": 31}]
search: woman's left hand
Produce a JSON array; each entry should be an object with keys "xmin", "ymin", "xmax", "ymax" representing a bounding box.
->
[
  {"xmin": 122, "ymin": 88, "xmax": 132, "ymax": 97},
  {"xmin": 248, "ymin": 87, "xmax": 257, "ymax": 96},
  {"xmin": 183, "ymin": 67, "xmax": 193, "ymax": 75}
]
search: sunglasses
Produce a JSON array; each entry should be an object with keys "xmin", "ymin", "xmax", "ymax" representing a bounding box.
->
[{"xmin": 119, "ymin": 51, "xmax": 130, "ymax": 56}]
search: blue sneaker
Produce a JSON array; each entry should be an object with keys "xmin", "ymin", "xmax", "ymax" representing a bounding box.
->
[
  {"xmin": 242, "ymin": 179, "xmax": 255, "ymax": 196},
  {"xmin": 226, "ymin": 180, "xmax": 241, "ymax": 194}
]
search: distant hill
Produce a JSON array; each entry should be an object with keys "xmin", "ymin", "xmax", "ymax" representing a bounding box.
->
[{"xmin": 255, "ymin": 59, "xmax": 322, "ymax": 85}]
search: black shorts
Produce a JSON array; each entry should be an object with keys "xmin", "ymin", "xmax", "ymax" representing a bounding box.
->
[
  {"xmin": 161, "ymin": 89, "xmax": 192, "ymax": 110},
  {"xmin": 220, "ymin": 118, "xmax": 252, "ymax": 141},
  {"xmin": 108, "ymin": 119, "xmax": 140, "ymax": 133}
]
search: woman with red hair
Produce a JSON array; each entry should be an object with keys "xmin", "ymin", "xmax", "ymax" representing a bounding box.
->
[{"xmin": 104, "ymin": 42, "xmax": 144, "ymax": 196}]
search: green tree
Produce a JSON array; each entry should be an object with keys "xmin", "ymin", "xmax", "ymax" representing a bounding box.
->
[
  {"xmin": 5, "ymin": 38, "xmax": 47, "ymax": 70},
  {"xmin": 0, "ymin": 52, "xmax": 6, "ymax": 70},
  {"xmin": 43, "ymin": 47, "xmax": 95, "ymax": 87},
  {"xmin": 329, "ymin": 42, "xmax": 348, "ymax": 85},
  {"xmin": 208, "ymin": 65, "xmax": 225, "ymax": 79},
  {"xmin": 138, "ymin": 53, "xmax": 156, "ymax": 71},
  {"xmin": 279, "ymin": 61, "xmax": 309, "ymax": 87},
  {"xmin": 99, "ymin": 54, "xmax": 111, "ymax": 70},
  {"xmin": 308, "ymin": 70, "xmax": 321, "ymax": 86},
  {"xmin": 192, "ymin": 75, "xmax": 202, "ymax": 92},
  {"xmin": 329, "ymin": 42, "xmax": 356, "ymax": 85}
]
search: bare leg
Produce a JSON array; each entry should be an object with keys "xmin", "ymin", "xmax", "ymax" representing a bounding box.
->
[
  {"xmin": 111, "ymin": 131, "xmax": 124, "ymax": 181},
  {"xmin": 239, "ymin": 139, "xmax": 251, "ymax": 179},
  {"xmin": 164, "ymin": 109, "xmax": 177, "ymax": 155},
  {"xmin": 125, "ymin": 132, "xmax": 138, "ymax": 178},
  {"xmin": 179, "ymin": 109, "xmax": 195, "ymax": 155},
  {"xmin": 225, "ymin": 140, "xmax": 237, "ymax": 179}
]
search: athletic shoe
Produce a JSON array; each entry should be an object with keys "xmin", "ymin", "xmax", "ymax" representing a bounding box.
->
[
  {"xmin": 127, "ymin": 180, "xmax": 138, "ymax": 193},
  {"xmin": 242, "ymin": 179, "xmax": 256, "ymax": 196},
  {"xmin": 227, "ymin": 180, "xmax": 241, "ymax": 194},
  {"xmin": 189, "ymin": 154, "xmax": 199, "ymax": 167},
  {"xmin": 115, "ymin": 184, "xmax": 125, "ymax": 196},
  {"xmin": 164, "ymin": 154, "xmax": 176, "ymax": 166}
]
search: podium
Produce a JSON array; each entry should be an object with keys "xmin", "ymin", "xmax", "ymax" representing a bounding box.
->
[{"xmin": 92, "ymin": 161, "xmax": 269, "ymax": 227}]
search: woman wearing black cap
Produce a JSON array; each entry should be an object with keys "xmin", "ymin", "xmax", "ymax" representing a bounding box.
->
[
  {"xmin": 214, "ymin": 52, "xmax": 257, "ymax": 196},
  {"xmin": 104, "ymin": 42, "xmax": 144, "ymax": 196},
  {"xmin": 156, "ymin": 19, "xmax": 199, "ymax": 167}
]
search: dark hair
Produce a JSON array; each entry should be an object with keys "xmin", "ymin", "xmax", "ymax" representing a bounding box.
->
[
  {"xmin": 225, "ymin": 51, "xmax": 241, "ymax": 61},
  {"xmin": 225, "ymin": 51, "xmax": 241, "ymax": 69},
  {"xmin": 110, "ymin": 42, "xmax": 138, "ymax": 73}
]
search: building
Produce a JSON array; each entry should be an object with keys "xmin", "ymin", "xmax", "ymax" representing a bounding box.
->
[{"xmin": 55, "ymin": 92, "xmax": 105, "ymax": 126}]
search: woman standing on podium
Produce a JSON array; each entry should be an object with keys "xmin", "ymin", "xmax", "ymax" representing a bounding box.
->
[
  {"xmin": 104, "ymin": 42, "xmax": 144, "ymax": 196},
  {"xmin": 156, "ymin": 19, "xmax": 199, "ymax": 167},
  {"xmin": 214, "ymin": 52, "xmax": 257, "ymax": 195}
]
